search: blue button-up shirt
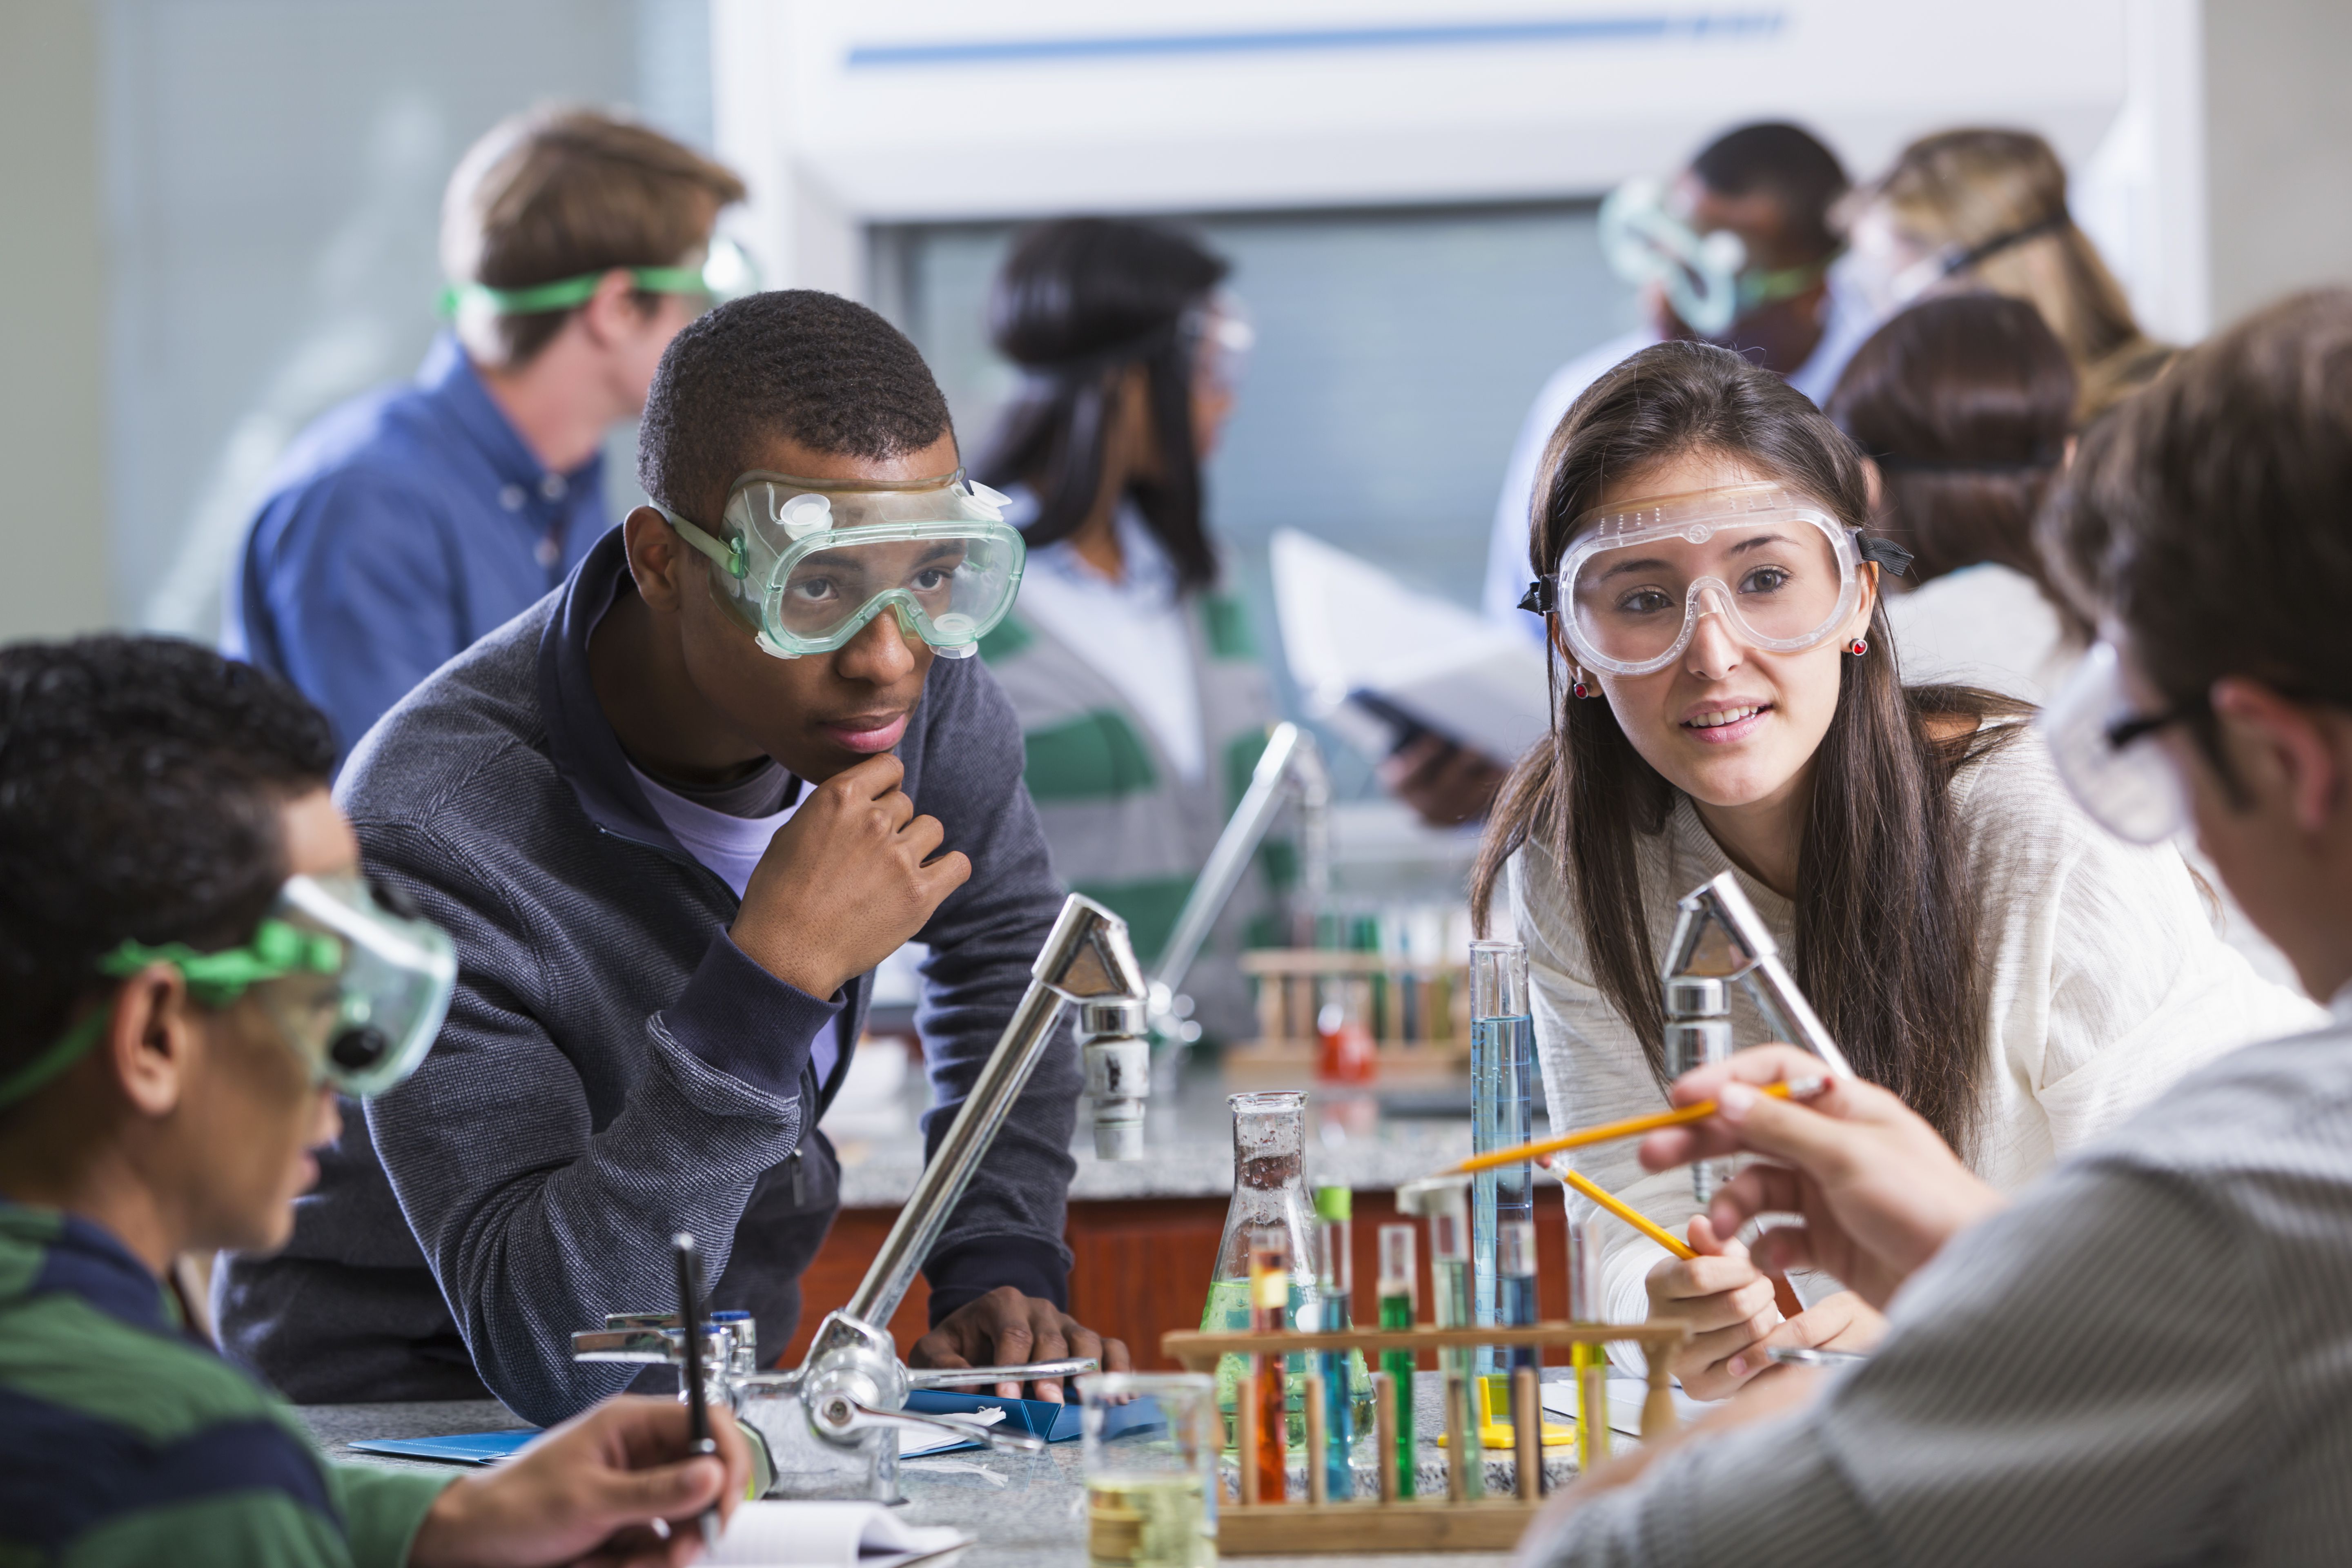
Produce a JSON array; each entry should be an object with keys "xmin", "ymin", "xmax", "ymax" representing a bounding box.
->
[{"xmin": 223, "ymin": 334, "xmax": 611, "ymax": 764}]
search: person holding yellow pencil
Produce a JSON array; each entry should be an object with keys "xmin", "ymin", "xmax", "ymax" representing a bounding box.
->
[
  {"xmin": 1471, "ymin": 334, "xmax": 2320, "ymax": 1400},
  {"xmin": 1523, "ymin": 285, "xmax": 2352, "ymax": 1568}
]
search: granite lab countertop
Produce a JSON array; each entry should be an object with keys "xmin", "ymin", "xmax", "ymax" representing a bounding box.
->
[
  {"xmin": 823, "ymin": 1058, "xmax": 1528, "ymax": 1209},
  {"xmin": 301, "ymin": 1372, "xmax": 1619, "ymax": 1568}
]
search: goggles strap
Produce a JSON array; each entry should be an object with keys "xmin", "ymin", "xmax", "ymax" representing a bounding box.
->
[
  {"xmin": 658, "ymin": 508, "xmax": 748, "ymax": 579},
  {"xmin": 438, "ymin": 264, "xmax": 709, "ymax": 320},
  {"xmin": 0, "ymin": 921, "xmax": 345, "ymax": 1112},
  {"xmin": 1854, "ymin": 532, "xmax": 1914, "ymax": 577},
  {"xmin": 0, "ymin": 1009, "xmax": 109, "ymax": 1112},
  {"xmin": 1517, "ymin": 578, "xmax": 1558, "ymax": 616}
]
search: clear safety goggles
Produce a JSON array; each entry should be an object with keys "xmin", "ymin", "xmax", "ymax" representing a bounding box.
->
[
  {"xmin": 1184, "ymin": 291, "xmax": 1256, "ymax": 395},
  {"xmin": 1599, "ymin": 178, "xmax": 1830, "ymax": 339},
  {"xmin": 2038, "ymin": 641, "xmax": 2192, "ymax": 844},
  {"xmin": 439, "ymin": 234, "xmax": 761, "ymax": 321},
  {"xmin": 0, "ymin": 874, "xmax": 458, "ymax": 1111},
  {"xmin": 1520, "ymin": 485, "xmax": 1868, "ymax": 677},
  {"xmin": 660, "ymin": 470, "xmax": 1026, "ymax": 661}
]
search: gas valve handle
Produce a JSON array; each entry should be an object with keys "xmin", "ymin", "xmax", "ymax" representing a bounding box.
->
[{"xmin": 904, "ymin": 1357, "xmax": 1099, "ymax": 1388}]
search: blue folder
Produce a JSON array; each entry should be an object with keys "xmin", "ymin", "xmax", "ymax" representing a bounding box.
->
[
  {"xmin": 345, "ymin": 1391, "xmax": 1155, "ymax": 1467},
  {"xmin": 346, "ymin": 1430, "xmax": 537, "ymax": 1466}
]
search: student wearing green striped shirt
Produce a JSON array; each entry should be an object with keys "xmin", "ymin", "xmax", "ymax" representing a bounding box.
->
[
  {"xmin": 0, "ymin": 637, "xmax": 750, "ymax": 1568},
  {"xmin": 974, "ymin": 219, "xmax": 1281, "ymax": 1039}
]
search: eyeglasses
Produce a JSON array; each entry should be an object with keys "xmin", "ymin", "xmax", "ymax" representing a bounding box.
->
[{"xmin": 2038, "ymin": 642, "xmax": 2194, "ymax": 844}]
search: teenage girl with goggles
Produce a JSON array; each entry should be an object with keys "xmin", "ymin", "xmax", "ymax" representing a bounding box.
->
[{"xmin": 1475, "ymin": 339, "xmax": 2321, "ymax": 1399}]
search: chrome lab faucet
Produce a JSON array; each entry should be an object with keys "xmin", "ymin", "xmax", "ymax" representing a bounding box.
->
[{"xmin": 574, "ymin": 894, "xmax": 1154, "ymax": 1501}]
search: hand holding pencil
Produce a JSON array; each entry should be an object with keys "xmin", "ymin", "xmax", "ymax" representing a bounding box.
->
[{"xmin": 1634, "ymin": 1045, "xmax": 2009, "ymax": 1308}]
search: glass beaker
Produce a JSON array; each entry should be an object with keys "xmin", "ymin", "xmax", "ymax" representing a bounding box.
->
[
  {"xmin": 1469, "ymin": 940, "xmax": 1535, "ymax": 1380},
  {"xmin": 1081, "ymin": 1372, "xmax": 1219, "ymax": 1568},
  {"xmin": 1200, "ymin": 1092, "xmax": 1319, "ymax": 1448}
]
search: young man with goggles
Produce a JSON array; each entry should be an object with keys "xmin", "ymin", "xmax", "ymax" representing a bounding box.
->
[
  {"xmin": 0, "ymin": 636, "xmax": 753, "ymax": 1568},
  {"xmin": 221, "ymin": 288, "xmax": 1130, "ymax": 1425},
  {"xmin": 1517, "ymin": 291, "xmax": 2352, "ymax": 1568},
  {"xmin": 226, "ymin": 107, "xmax": 750, "ymax": 766}
]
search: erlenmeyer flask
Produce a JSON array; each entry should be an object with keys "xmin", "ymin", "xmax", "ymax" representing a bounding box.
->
[{"xmin": 1199, "ymin": 1092, "xmax": 1321, "ymax": 1446}]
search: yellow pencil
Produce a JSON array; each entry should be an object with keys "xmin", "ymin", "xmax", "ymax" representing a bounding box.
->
[
  {"xmin": 1559, "ymin": 1167, "xmax": 1695, "ymax": 1261},
  {"xmin": 1451, "ymin": 1077, "xmax": 1824, "ymax": 1177}
]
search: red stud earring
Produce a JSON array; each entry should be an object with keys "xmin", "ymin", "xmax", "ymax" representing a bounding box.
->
[
  {"xmin": 1570, "ymin": 671, "xmax": 1600, "ymax": 699},
  {"xmin": 1846, "ymin": 638, "xmax": 1869, "ymax": 656}
]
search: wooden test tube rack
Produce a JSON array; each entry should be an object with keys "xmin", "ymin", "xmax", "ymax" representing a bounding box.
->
[{"xmin": 1159, "ymin": 1321, "xmax": 1691, "ymax": 1555}]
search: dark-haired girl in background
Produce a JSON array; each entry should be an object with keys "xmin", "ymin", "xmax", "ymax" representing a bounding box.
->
[
  {"xmin": 975, "ymin": 218, "xmax": 1279, "ymax": 1040},
  {"xmin": 1476, "ymin": 339, "xmax": 2319, "ymax": 1401},
  {"xmin": 1827, "ymin": 292, "xmax": 2085, "ymax": 702}
]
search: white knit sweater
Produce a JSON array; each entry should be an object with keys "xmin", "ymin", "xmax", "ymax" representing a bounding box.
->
[{"xmin": 1507, "ymin": 729, "xmax": 2327, "ymax": 1347}]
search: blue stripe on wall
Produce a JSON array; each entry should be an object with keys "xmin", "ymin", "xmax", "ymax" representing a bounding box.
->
[{"xmin": 846, "ymin": 14, "xmax": 1785, "ymax": 70}]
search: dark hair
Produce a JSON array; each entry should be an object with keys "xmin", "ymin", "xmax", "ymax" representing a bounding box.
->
[
  {"xmin": 441, "ymin": 105, "xmax": 746, "ymax": 368},
  {"xmin": 638, "ymin": 289, "xmax": 956, "ymax": 525},
  {"xmin": 1689, "ymin": 122, "xmax": 1850, "ymax": 261},
  {"xmin": 0, "ymin": 637, "xmax": 335, "ymax": 1098},
  {"xmin": 975, "ymin": 218, "xmax": 1230, "ymax": 593},
  {"xmin": 2043, "ymin": 288, "xmax": 2352, "ymax": 763},
  {"xmin": 1828, "ymin": 294, "xmax": 2082, "ymax": 626},
  {"xmin": 1471, "ymin": 341, "xmax": 2026, "ymax": 1149}
]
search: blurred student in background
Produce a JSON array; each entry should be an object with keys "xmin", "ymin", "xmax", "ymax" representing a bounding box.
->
[
  {"xmin": 1828, "ymin": 294, "xmax": 2086, "ymax": 701},
  {"xmin": 1839, "ymin": 127, "xmax": 2173, "ymax": 422},
  {"xmin": 225, "ymin": 108, "xmax": 744, "ymax": 765},
  {"xmin": 975, "ymin": 218, "xmax": 1278, "ymax": 1042},
  {"xmin": 1479, "ymin": 339, "xmax": 2319, "ymax": 1401},
  {"xmin": 1422, "ymin": 124, "xmax": 1874, "ymax": 829}
]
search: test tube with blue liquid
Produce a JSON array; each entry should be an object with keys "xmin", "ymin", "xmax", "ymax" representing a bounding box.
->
[
  {"xmin": 1312, "ymin": 1185, "xmax": 1354, "ymax": 1501},
  {"xmin": 1469, "ymin": 939, "xmax": 1535, "ymax": 1392}
]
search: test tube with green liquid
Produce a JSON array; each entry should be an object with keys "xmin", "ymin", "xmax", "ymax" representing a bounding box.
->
[
  {"xmin": 1425, "ymin": 1179, "xmax": 1483, "ymax": 1497},
  {"xmin": 1313, "ymin": 1186, "xmax": 1354, "ymax": 1501},
  {"xmin": 1375, "ymin": 1223, "xmax": 1417, "ymax": 1499}
]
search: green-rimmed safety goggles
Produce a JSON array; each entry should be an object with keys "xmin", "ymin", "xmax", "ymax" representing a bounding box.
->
[
  {"xmin": 0, "ymin": 874, "xmax": 458, "ymax": 1112},
  {"xmin": 658, "ymin": 469, "xmax": 1027, "ymax": 661},
  {"xmin": 438, "ymin": 235, "xmax": 760, "ymax": 319}
]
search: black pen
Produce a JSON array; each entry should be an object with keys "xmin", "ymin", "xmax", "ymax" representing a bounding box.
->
[{"xmin": 675, "ymin": 1232, "xmax": 721, "ymax": 1552}]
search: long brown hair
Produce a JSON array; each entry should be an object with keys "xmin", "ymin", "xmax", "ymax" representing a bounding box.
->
[
  {"xmin": 1470, "ymin": 341, "xmax": 2026, "ymax": 1150},
  {"xmin": 1850, "ymin": 129, "xmax": 2171, "ymax": 420}
]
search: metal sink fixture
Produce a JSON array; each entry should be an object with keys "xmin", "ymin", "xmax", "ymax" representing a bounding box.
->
[{"xmin": 573, "ymin": 894, "xmax": 1153, "ymax": 1500}]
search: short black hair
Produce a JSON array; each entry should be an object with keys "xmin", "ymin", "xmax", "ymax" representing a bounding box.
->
[
  {"xmin": 0, "ymin": 637, "xmax": 335, "ymax": 1092},
  {"xmin": 637, "ymin": 289, "xmax": 956, "ymax": 525},
  {"xmin": 1690, "ymin": 121, "xmax": 1850, "ymax": 260}
]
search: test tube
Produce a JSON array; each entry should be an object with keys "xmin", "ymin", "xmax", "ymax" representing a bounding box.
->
[
  {"xmin": 1419, "ymin": 1178, "xmax": 1484, "ymax": 1498},
  {"xmin": 1497, "ymin": 1218, "xmax": 1539, "ymax": 1372},
  {"xmin": 1566, "ymin": 1205, "xmax": 1610, "ymax": 1470},
  {"xmin": 1248, "ymin": 1225, "xmax": 1291, "ymax": 1503},
  {"xmin": 1313, "ymin": 1186, "xmax": 1354, "ymax": 1502},
  {"xmin": 1375, "ymin": 1223, "xmax": 1417, "ymax": 1499},
  {"xmin": 1662, "ymin": 977, "xmax": 1734, "ymax": 1204}
]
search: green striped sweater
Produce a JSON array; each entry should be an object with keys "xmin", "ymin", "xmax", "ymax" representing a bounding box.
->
[{"xmin": 0, "ymin": 1203, "xmax": 448, "ymax": 1566}]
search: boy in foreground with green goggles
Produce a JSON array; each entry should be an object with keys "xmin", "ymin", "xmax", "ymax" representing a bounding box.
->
[
  {"xmin": 223, "ymin": 288, "xmax": 1129, "ymax": 1421},
  {"xmin": 0, "ymin": 635, "xmax": 751, "ymax": 1566}
]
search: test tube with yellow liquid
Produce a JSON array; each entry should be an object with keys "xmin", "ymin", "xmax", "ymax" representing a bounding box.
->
[{"xmin": 1566, "ymin": 1202, "xmax": 1609, "ymax": 1470}]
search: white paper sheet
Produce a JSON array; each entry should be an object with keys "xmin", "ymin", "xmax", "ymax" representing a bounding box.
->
[
  {"xmin": 705, "ymin": 1500, "xmax": 971, "ymax": 1568},
  {"xmin": 1538, "ymin": 1375, "xmax": 1708, "ymax": 1438},
  {"xmin": 898, "ymin": 1404, "xmax": 1005, "ymax": 1457},
  {"xmin": 1271, "ymin": 528, "xmax": 1551, "ymax": 764}
]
